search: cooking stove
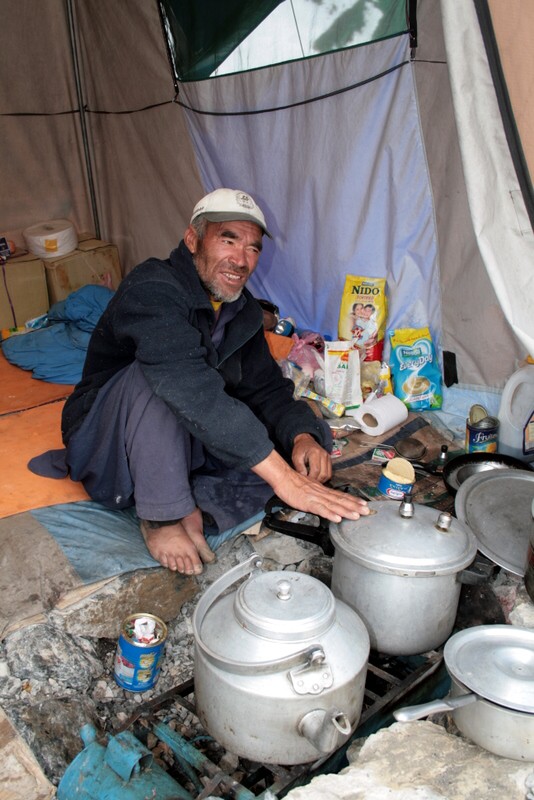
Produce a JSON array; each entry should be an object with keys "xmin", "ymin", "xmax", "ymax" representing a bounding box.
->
[{"xmin": 58, "ymin": 648, "xmax": 448, "ymax": 799}]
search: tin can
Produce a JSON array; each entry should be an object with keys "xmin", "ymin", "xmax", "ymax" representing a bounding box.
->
[
  {"xmin": 376, "ymin": 457, "xmax": 415, "ymax": 500},
  {"xmin": 465, "ymin": 415, "xmax": 499, "ymax": 453},
  {"xmin": 377, "ymin": 471, "xmax": 413, "ymax": 499},
  {"xmin": 114, "ymin": 613, "xmax": 167, "ymax": 692}
]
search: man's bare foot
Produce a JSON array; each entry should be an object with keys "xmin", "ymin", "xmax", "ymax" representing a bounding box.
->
[
  {"xmin": 181, "ymin": 508, "xmax": 217, "ymax": 566},
  {"xmin": 140, "ymin": 509, "xmax": 215, "ymax": 574}
]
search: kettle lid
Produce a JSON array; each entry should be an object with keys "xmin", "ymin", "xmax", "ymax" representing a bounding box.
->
[{"xmin": 234, "ymin": 571, "xmax": 336, "ymax": 641}]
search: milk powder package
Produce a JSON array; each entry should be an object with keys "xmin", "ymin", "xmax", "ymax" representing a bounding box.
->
[
  {"xmin": 389, "ymin": 327, "xmax": 442, "ymax": 411},
  {"xmin": 338, "ymin": 275, "xmax": 388, "ymax": 362}
]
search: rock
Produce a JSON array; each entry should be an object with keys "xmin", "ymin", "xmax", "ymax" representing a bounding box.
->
[
  {"xmin": 4, "ymin": 695, "xmax": 101, "ymax": 785},
  {"xmin": 509, "ymin": 585, "xmax": 534, "ymax": 628},
  {"xmin": 285, "ymin": 721, "xmax": 533, "ymax": 799},
  {"xmin": 0, "ymin": 706, "xmax": 55, "ymax": 799},
  {"xmin": 5, "ymin": 624, "xmax": 102, "ymax": 691},
  {"xmin": 50, "ymin": 568, "xmax": 199, "ymax": 639},
  {"xmin": 300, "ymin": 553, "xmax": 333, "ymax": 586},
  {"xmin": 250, "ymin": 530, "xmax": 323, "ymax": 565}
]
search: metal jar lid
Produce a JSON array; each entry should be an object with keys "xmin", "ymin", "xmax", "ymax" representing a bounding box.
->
[
  {"xmin": 330, "ymin": 500, "xmax": 477, "ymax": 577},
  {"xmin": 234, "ymin": 571, "xmax": 336, "ymax": 642},
  {"xmin": 444, "ymin": 625, "xmax": 534, "ymax": 712}
]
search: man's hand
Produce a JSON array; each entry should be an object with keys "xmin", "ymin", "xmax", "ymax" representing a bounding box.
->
[
  {"xmin": 252, "ymin": 449, "xmax": 370, "ymax": 523},
  {"xmin": 291, "ymin": 432, "xmax": 332, "ymax": 482}
]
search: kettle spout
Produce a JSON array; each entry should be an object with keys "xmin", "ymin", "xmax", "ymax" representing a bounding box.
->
[{"xmin": 298, "ymin": 708, "xmax": 351, "ymax": 754}]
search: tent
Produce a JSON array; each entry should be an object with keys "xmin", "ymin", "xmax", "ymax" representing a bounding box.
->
[{"xmin": 2, "ymin": 0, "xmax": 533, "ymax": 393}]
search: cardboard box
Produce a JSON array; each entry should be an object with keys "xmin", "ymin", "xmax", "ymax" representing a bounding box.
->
[
  {"xmin": 44, "ymin": 238, "xmax": 122, "ymax": 305},
  {"xmin": 0, "ymin": 252, "xmax": 49, "ymax": 329}
]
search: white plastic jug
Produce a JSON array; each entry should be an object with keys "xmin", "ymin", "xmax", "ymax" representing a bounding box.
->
[{"xmin": 497, "ymin": 357, "xmax": 534, "ymax": 462}]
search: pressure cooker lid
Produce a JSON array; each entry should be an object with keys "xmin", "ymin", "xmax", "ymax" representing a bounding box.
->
[
  {"xmin": 455, "ymin": 470, "xmax": 534, "ymax": 576},
  {"xmin": 330, "ymin": 500, "xmax": 477, "ymax": 576},
  {"xmin": 444, "ymin": 625, "xmax": 534, "ymax": 712},
  {"xmin": 234, "ymin": 571, "xmax": 336, "ymax": 642}
]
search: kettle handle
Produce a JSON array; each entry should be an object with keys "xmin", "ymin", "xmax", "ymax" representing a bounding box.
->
[{"xmin": 192, "ymin": 554, "xmax": 327, "ymax": 677}]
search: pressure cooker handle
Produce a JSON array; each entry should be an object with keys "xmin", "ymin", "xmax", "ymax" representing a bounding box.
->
[
  {"xmin": 192, "ymin": 554, "xmax": 328, "ymax": 677},
  {"xmin": 457, "ymin": 553, "xmax": 496, "ymax": 585},
  {"xmin": 262, "ymin": 495, "xmax": 334, "ymax": 556}
]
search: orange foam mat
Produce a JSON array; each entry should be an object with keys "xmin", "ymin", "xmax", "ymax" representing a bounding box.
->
[
  {"xmin": 0, "ymin": 401, "xmax": 88, "ymax": 519},
  {"xmin": 0, "ymin": 350, "xmax": 73, "ymax": 416}
]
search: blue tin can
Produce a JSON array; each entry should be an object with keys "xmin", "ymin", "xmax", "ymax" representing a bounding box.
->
[
  {"xmin": 465, "ymin": 415, "xmax": 499, "ymax": 454},
  {"xmin": 114, "ymin": 613, "xmax": 167, "ymax": 692},
  {"xmin": 377, "ymin": 471, "xmax": 413, "ymax": 500}
]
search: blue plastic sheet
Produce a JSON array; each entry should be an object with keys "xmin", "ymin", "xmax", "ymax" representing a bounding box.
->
[{"xmin": 31, "ymin": 500, "xmax": 263, "ymax": 583}]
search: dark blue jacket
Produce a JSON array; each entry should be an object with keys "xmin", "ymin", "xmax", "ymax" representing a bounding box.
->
[{"xmin": 62, "ymin": 241, "xmax": 330, "ymax": 469}]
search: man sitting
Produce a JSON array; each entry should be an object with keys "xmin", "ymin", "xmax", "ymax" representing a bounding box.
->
[{"xmin": 60, "ymin": 188, "xmax": 369, "ymax": 575}]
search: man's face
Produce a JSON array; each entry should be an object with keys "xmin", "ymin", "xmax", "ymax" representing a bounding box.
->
[{"xmin": 185, "ymin": 220, "xmax": 263, "ymax": 303}]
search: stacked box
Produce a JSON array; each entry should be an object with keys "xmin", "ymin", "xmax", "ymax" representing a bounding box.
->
[
  {"xmin": 44, "ymin": 238, "xmax": 122, "ymax": 304},
  {"xmin": 0, "ymin": 252, "xmax": 49, "ymax": 329}
]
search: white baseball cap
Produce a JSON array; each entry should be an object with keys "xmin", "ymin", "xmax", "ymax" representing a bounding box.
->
[{"xmin": 190, "ymin": 188, "xmax": 272, "ymax": 238}]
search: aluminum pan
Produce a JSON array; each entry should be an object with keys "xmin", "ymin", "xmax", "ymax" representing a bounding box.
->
[
  {"xmin": 444, "ymin": 625, "xmax": 534, "ymax": 712},
  {"xmin": 443, "ymin": 452, "xmax": 532, "ymax": 495},
  {"xmin": 455, "ymin": 470, "xmax": 534, "ymax": 576}
]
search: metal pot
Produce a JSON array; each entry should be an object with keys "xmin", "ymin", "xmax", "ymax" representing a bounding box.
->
[
  {"xmin": 192, "ymin": 554, "xmax": 370, "ymax": 764},
  {"xmin": 394, "ymin": 625, "xmax": 534, "ymax": 761},
  {"xmin": 329, "ymin": 496, "xmax": 479, "ymax": 655}
]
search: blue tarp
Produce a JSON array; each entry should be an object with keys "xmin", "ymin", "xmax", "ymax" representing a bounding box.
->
[{"xmin": 31, "ymin": 501, "xmax": 263, "ymax": 583}]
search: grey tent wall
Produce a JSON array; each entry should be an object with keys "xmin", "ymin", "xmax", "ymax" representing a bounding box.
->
[{"xmin": 413, "ymin": 1, "xmax": 524, "ymax": 387}]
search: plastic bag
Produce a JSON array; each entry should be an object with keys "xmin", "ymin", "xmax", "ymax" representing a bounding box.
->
[
  {"xmin": 324, "ymin": 341, "xmax": 363, "ymax": 416},
  {"xmin": 338, "ymin": 275, "xmax": 388, "ymax": 362},
  {"xmin": 389, "ymin": 327, "xmax": 442, "ymax": 410},
  {"xmin": 287, "ymin": 334, "xmax": 325, "ymax": 378}
]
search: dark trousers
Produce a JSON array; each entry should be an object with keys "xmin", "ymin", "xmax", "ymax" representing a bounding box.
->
[{"xmin": 65, "ymin": 361, "xmax": 273, "ymax": 529}]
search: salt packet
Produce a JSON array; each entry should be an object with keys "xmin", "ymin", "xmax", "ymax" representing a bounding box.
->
[{"xmin": 324, "ymin": 341, "xmax": 363, "ymax": 417}]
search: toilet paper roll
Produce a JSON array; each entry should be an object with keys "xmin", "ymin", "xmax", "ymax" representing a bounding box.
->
[
  {"xmin": 23, "ymin": 219, "xmax": 78, "ymax": 259},
  {"xmin": 351, "ymin": 393, "xmax": 408, "ymax": 436}
]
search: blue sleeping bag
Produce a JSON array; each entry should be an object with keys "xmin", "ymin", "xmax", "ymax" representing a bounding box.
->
[{"xmin": 1, "ymin": 285, "xmax": 114, "ymax": 384}]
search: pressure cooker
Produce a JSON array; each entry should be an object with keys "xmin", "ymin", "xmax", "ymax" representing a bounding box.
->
[{"xmin": 263, "ymin": 494, "xmax": 479, "ymax": 656}]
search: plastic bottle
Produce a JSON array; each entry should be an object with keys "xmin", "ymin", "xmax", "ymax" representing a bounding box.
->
[{"xmin": 497, "ymin": 356, "xmax": 534, "ymax": 462}]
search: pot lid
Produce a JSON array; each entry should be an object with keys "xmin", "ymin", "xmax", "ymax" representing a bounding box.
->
[
  {"xmin": 234, "ymin": 571, "xmax": 336, "ymax": 641},
  {"xmin": 445, "ymin": 625, "xmax": 534, "ymax": 712},
  {"xmin": 455, "ymin": 470, "xmax": 534, "ymax": 576},
  {"xmin": 330, "ymin": 500, "xmax": 477, "ymax": 576}
]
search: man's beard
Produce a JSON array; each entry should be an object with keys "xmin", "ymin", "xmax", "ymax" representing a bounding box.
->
[{"xmin": 198, "ymin": 276, "xmax": 244, "ymax": 304}]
